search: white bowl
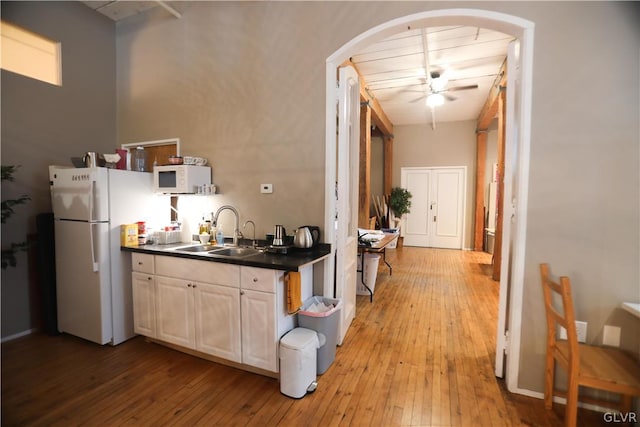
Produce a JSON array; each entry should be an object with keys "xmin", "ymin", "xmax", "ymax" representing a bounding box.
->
[{"xmin": 199, "ymin": 234, "xmax": 211, "ymax": 244}]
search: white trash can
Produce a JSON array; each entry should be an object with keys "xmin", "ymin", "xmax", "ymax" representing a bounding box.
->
[
  {"xmin": 279, "ymin": 328, "xmax": 319, "ymax": 399},
  {"xmin": 357, "ymin": 253, "xmax": 381, "ymax": 295}
]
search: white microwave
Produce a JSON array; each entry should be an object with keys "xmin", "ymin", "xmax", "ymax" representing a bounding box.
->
[{"xmin": 153, "ymin": 165, "xmax": 211, "ymax": 194}]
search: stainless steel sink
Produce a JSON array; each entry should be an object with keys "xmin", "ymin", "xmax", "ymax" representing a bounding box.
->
[
  {"xmin": 173, "ymin": 244, "xmax": 260, "ymax": 258},
  {"xmin": 173, "ymin": 244, "xmax": 222, "ymax": 253},
  {"xmin": 209, "ymin": 247, "xmax": 260, "ymax": 257}
]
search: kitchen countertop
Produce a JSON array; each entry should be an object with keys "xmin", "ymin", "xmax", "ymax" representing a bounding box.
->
[{"xmin": 121, "ymin": 241, "xmax": 331, "ymax": 272}]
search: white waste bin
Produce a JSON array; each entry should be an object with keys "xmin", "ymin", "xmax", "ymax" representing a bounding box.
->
[{"xmin": 279, "ymin": 328, "xmax": 319, "ymax": 399}]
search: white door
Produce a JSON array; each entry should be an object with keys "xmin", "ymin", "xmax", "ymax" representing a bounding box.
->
[
  {"xmin": 402, "ymin": 169, "xmax": 431, "ymax": 246},
  {"xmin": 50, "ymin": 167, "xmax": 109, "ymax": 222},
  {"xmin": 54, "ymin": 220, "xmax": 111, "ymax": 344},
  {"xmin": 334, "ymin": 65, "xmax": 360, "ymax": 345},
  {"xmin": 401, "ymin": 167, "xmax": 466, "ymax": 249},
  {"xmin": 495, "ymin": 39, "xmax": 523, "ymax": 379}
]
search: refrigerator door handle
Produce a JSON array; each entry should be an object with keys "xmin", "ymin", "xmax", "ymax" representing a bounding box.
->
[
  {"xmin": 90, "ymin": 222, "xmax": 99, "ymax": 272},
  {"xmin": 89, "ymin": 179, "xmax": 95, "ymax": 222}
]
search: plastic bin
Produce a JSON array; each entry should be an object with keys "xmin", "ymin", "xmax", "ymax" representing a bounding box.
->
[
  {"xmin": 297, "ymin": 296, "xmax": 343, "ymax": 374},
  {"xmin": 357, "ymin": 253, "xmax": 380, "ymax": 296},
  {"xmin": 280, "ymin": 328, "xmax": 319, "ymax": 398}
]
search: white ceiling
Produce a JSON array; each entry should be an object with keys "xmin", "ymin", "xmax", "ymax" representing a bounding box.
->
[
  {"xmin": 350, "ymin": 25, "xmax": 513, "ymax": 127},
  {"xmin": 82, "ymin": 2, "xmax": 511, "ymax": 128}
]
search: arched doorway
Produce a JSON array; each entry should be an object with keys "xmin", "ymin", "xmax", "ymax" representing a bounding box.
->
[{"xmin": 324, "ymin": 9, "xmax": 534, "ymax": 394}]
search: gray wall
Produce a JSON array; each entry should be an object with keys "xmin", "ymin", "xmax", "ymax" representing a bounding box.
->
[
  {"xmin": 1, "ymin": 1, "xmax": 116, "ymax": 337},
  {"xmin": 2, "ymin": 1, "xmax": 638, "ymax": 398}
]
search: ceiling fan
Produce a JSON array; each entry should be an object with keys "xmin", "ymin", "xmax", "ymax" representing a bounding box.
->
[{"xmin": 408, "ymin": 71, "xmax": 479, "ymax": 106}]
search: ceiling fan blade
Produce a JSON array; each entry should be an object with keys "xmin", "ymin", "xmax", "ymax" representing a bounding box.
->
[
  {"xmin": 444, "ymin": 93, "xmax": 457, "ymax": 102},
  {"xmin": 447, "ymin": 84, "xmax": 479, "ymax": 92},
  {"xmin": 409, "ymin": 95, "xmax": 426, "ymax": 103}
]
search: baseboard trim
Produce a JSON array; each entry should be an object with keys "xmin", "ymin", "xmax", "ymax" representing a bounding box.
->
[{"xmin": 1, "ymin": 328, "xmax": 36, "ymax": 343}]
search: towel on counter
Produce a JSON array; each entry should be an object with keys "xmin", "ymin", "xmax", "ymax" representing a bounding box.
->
[{"xmin": 286, "ymin": 271, "xmax": 303, "ymax": 314}]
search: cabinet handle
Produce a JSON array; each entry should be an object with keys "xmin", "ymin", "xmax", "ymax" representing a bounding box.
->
[
  {"xmin": 187, "ymin": 283, "xmax": 192, "ymax": 287},
  {"xmin": 240, "ymin": 291, "xmax": 245, "ymax": 295},
  {"xmin": 253, "ymin": 277, "xmax": 258, "ymax": 282},
  {"xmin": 147, "ymin": 276, "xmax": 152, "ymax": 281},
  {"xmin": 138, "ymin": 262, "xmax": 143, "ymax": 265},
  {"xmin": 192, "ymin": 285, "xmax": 197, "ymax": 288}
]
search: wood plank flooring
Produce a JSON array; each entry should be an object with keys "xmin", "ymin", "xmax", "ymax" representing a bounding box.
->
[{"xmin": 2, "ymin": 247, "xmax": 612, "ymax": 426}]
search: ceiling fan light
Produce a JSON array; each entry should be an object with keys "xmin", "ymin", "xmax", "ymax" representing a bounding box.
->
[
  {"xmin": 426, "ymin": 93, "xmax": 445, "ymax": 107},
  {"xmin": 431, "ymin": 75, "xmax": 448, "ymax": 92}
]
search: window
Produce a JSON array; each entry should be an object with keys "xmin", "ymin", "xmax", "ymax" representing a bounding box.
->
[{"xmin": 0, "ymin": 20, "xmax": 61, "ymax": 86}]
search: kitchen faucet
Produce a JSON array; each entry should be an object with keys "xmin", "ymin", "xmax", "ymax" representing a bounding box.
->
[
  {"xmin": 243, "ymin": 220, "xmax": 256, "ymax": 247},
  {"xmin": 213, "ymin": 205, "xmax": 240, "ymax": 246}
]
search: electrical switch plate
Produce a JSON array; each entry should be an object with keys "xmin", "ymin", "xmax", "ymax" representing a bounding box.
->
[
  {"xmin": 559, "ymin": 321, "xmax": 588, "ymax": 343},
  {"xmin": 260, "ymin": 183, "xmax": 273, "ymax": 194},
  {"xmin": 603, "ymin": 325, "xmax": 621, "ymax": 347}
]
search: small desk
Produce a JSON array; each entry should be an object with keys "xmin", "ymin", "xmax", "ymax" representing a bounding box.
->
[
  {"xmin": 357, "ymin": 232, "xmax": 398, "ymax": 302},
  {"xmin": 621, "ymin": 302, "xmax": 640, "ymax": 319}
]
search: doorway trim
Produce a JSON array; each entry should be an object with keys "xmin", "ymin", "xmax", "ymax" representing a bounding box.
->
[{"xmin": 325, "ymin": 8, "xmax": 534, "ymax": 395}]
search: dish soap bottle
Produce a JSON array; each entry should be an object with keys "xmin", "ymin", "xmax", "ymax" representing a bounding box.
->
[{"xmin": 216, "ymin": 226, "xmax": 225, "ymax": 245}]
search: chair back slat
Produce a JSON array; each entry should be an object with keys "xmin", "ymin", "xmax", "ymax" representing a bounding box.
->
[{"xmin": 540, "ymin": 264, "xmax": 580, "ymax": 354}]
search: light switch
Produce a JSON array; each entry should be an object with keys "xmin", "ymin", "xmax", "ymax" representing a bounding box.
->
[{"xmin": 260, "ymin": 183, "xmax": 273, "ymax": 194}]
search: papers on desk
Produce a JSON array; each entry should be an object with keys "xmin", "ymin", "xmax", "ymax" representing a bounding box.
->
[{"xmin": 358, "ymin": 228, "xmax": 384, "ymax": 243}]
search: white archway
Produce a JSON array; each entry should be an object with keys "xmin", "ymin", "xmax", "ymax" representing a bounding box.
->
[{"xmin": 324, "ymin": 9, "xmax": 534, "ymax": 395}]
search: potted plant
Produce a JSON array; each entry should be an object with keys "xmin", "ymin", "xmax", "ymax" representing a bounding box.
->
[
  {"xmin": 388, "ymin": 187, "xmax": 412, "ymax": 228},
  {"xmin": 2, "ymin": 165, "xmax": 31, "ymax": 269}
]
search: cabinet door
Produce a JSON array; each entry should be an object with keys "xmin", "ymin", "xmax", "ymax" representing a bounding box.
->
[
  {"xmin": 194, "ymin": 282, "xmax": 241, "ymax": 362},
  {"xmin": 241, "ymin": 289, "xmax": 277, "ymax": 372},
  {"xmin": 241, "ymin": 266, "xmax": 277, "ymax": 293},
  {"xmin": 156, "ymin": 276, "xmax": 195, "ymax": 348},
  {"xmin": 132, "ymin": 272, "xmax": 156, "ymax": 338},
  {"xmin": 132, "ymin": 253, "xmax": 154, "ymax": 274}
]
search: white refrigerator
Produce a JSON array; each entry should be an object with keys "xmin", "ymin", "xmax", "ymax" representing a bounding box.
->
[{"xmin": 49, "ymin": 166, "xmax": 168, "ymax": 345}]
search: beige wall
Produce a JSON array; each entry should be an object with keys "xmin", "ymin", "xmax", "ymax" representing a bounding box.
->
[
  {"xmin": 1, "ymin": 1, "xmax": 116, "ymax": 337},
  {"xmin": 392, "ymin": 121, "xmax": 477, "ymax": 249},
  {"xmin": 2, "ymin": 1, "xmax": 638, "ymax": 398}
]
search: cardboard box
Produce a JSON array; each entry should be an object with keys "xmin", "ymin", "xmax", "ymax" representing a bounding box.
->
[{"xmin": 120, "ymin": 224, "xmax": 138, "ymax": 246}]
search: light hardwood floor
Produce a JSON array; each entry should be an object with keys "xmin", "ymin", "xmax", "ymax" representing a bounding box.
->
[{"xmin": 2, "ymin": 247, "xmax": 611, "ymax": 426}]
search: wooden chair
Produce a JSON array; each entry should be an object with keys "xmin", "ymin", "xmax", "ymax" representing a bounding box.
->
[{"xmin": 540, "ymin": 263, "xmax": 640, "ymax": 427}]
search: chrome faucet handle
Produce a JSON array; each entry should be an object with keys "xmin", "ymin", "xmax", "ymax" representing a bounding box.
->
[{"xmin": 243, "ymin": 220, "xmax": 257, "ymax": 247}]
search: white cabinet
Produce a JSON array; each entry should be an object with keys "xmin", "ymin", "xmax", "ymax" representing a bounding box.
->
[
  {"xmin": 132, "ymin": 252, "xmax": 154, "ymax": 274},
  {"xmin": 154, "ymin": 256, "xmax": 241, "ymax": 360},
  {"xmin": 132, "ymin": 253, "xmax": 156, "ymax": 338},
  {"xmin": 155, "ymin": 275, "xmax": 195, "ymax": 348},
  {"xmin": 240, "ymin": 266, "xmax": 282, "ymax": 372},
  {"xmin": 241, "ymin": 288, "xmax": 276, "ymax": 371},
  {"xmin": 131, "ymin": 272, "xmax": 156, "ymax": 337},
  {"xmin": 130, "ymin": 253, "xmax": 303, "ymax": 375},
  {"xmin": 194, "ymin": 282, "xmax": 241, "ymax": 362}
]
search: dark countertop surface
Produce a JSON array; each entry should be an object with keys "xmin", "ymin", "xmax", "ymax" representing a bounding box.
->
[{"xmin": 122, "ymin": 241, "xmax": 331, "ymax": 272}]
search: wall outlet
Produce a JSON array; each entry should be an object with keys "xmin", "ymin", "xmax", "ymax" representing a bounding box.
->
[
  {"xmin": 559, "ymin": 321, "xmax": 588, "ymax": 343},
  {"xmin": 260, "ymin": 183, "xmax": 273, "ymax": 194},
  {"xmin": 603, "ymin": 325, "xmax": 621, "ymax": 347}
]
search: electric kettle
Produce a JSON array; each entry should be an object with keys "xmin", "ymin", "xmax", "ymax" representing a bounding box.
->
[
  {"xmin": 273, "ymin": 225, "xmax": 287, "ymax": 246},
  {"xmin": 83, "ymin": 152, "xmax": 98, "ymax": 168},
  {"xmin": 293, "ymin": 226, "xmax": 320, "ymax": 249}
]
